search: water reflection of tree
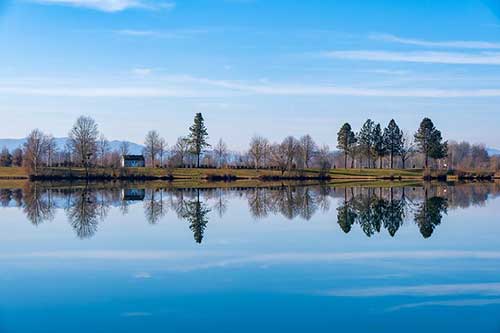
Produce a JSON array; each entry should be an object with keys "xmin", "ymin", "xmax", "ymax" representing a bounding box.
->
[
  {"xmin": 144, "ymin": 189, "xmax": 167, "ymax": 224},
  {"xmin": 22, "ymin": 184, "xmax": 55, "ymax": 225},
  {"xmin": 337, "ymin": 188, "xmax": 357, "ymax": 233},
  {"xmin": 66, "ymin": 188, "xmax": 100, "ymax": 239},
  {"xmin": 213, "ymin": 188, "xmax": 228, "ymax": 218},
  {"xmin": 247, "ymin": 185, "xmax": 323, "ymax": 221},
  {"xmin": 384, "ymin": 188, "xmax": 405, "ymax": 237},
  {"xmin": 7, "ymin": 182, "xmax": 499, "ymax": 240},
  {"xmin": 0, "ymin": 189, "xmax": 12, "ymax": 207},
  {"xmin": 414, "ymin": 189, "xmax": 448, "ymax": 238},
  {"xmin": 336, "ymin": 187, "xmax": 407, "ymax": 237},
  {"xmin": 247, "ymin": 187, "xmax": 273, "ymax": 219},
  {"xmin": 181, "ymin": 189, "xmax": 211, "ymax": 244}
]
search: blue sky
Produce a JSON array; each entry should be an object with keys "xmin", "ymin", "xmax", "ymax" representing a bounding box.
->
[{"xmin": 1, "ymin": 0, "xmax": 500, "ymax": 149}]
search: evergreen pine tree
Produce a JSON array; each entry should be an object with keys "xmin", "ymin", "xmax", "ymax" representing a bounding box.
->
[
  {"xmin": 383, "ymin": 119, "xmax": 403, "ymax": 169},
  {"xmin": 372, "ymin": 123, "xmax": 386, "ymax": 168},
  {"xmin": 358, "ymin": 119, "xmax": 375, "ymax": 168},
  {"xmin": 337, "ymin": 123, "xmax": 357, "ymax": 168},
  {"xmin": 188, "ymin": 113, "xmax": 210, "ymax": 167},
  {"xmin": 414, "ymin": 118, "xmax": 447, "ymax": 168}
]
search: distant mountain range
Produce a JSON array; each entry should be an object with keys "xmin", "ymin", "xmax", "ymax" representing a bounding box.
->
[
  {"xmin": 0, "ymin": 138, "xmax": 144, "ymax": 155},
  {"xmin": 487, "ymin": 148, "xmax": 500, "ymax": 156}
]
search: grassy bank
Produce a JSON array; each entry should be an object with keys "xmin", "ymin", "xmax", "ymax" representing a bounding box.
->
[
  {"xmin": 0, "ymin": 166, "xmax": 495, "ymax": 182},
  {"xmin": 0, "ymin": 167, "xmax": 29, "ymax": 179}
]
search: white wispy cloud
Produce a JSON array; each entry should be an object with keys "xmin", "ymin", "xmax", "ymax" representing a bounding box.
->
[
  {"xmin": 115, "ymin": 29, "xmax": 207, "ymax": 38},
  {"xmin": 388, "ymin": 298, "xmax": 500, "ymax": 312},
  {"xmin": 3, "ymin": 74, "xmax": 500, "ymax": 98},
  {"xmin": 121, "ymin": 312, "xmax": 152, "ymax": 317},
  {"xmin": 371, "ymin": 33, "xmax": 500, "ymax": 49},
  {"xmin": 322, "ymin": 50, "xmax": 500, "ymax": 65},
  {"xmin": 30, "ymin": 0, "xmax": 175, "ymax": 12},
  {"xmin": 323, "ymin": 282, "xmax": 500, "ymax": 297},
  {"xmin": 131, "ymin": 68, "xmax": 153, "ymax": 76},
  {"xmin": 3, "ymin": 250, "xmax": 500, "ymax": 272},
  {"xmin": 5, "ymin": 249, "xmax": 500, "ymax": 261},
  {"xmin": 133, "ymin": 272, "xmax": 152, "ymax": 279}
]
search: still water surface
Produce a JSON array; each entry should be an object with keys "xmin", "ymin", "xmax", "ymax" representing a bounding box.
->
[{"xmin": 0, "ymin": 182, "xmax": 500, "ymax": 332}]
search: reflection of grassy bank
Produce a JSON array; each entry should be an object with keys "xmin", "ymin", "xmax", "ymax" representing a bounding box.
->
[
  {"xmin": 2, "ymin": 178, "xmax": 497, "ymax": 193},
  {"xmin": 0, "ymin": 179, "xmax": 425, "ymax": 191}
]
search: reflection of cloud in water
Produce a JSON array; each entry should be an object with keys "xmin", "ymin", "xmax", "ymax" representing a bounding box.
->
[
  {"xmin": 0, "ymin": 250, "xmax": 221, "ymax": 260},
  {"xmin": 134, "ymin": 272, "xmax": 152, "ymax": 279},
  {"xmin": 324, "ymin": 282, "xmax": 500, "ymax": 297},
  {"xmin": 388, "ymin": 298, "xmax": 500, "ymax": 312},
  {"xmin": 121, "ymin": 312, "xmax": 152, "ymax": 317},
  {"xmin": 3, "ymin": 250, "xmax": 500, "ymax": 271}
]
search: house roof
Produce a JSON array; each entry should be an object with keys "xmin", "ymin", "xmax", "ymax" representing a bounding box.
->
[{"xmin": 122, "ymin": 155, "xmax": 145, "ymax": 161}]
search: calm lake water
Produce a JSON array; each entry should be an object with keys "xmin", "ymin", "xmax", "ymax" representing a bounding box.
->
[{"xmin": 0, "ymin": 181, "xmax": 500, "ymax": 332}]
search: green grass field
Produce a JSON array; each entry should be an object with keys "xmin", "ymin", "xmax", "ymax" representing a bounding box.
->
[
  {"xmin": 0, "ymin": 167, "xmax": 29, "ymax": 179},
  {"xmin": 0, "ymin": 166, "xmax": 435, "ymax": 181}
]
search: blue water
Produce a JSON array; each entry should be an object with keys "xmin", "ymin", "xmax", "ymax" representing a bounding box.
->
[{"xmin": 0, "ymin": 183, "xmax": 499, "ymax": 332}]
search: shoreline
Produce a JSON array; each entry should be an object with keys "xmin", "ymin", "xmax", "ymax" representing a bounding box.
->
[{"xmin": 0, "ymin": 167, "xmax": 497, "ymax": 182}]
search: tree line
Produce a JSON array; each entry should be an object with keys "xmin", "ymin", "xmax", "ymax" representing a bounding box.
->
[
  {"xmin": 336, "ymin": 117, "xmax": 447, "ymax": 169},
  {"xmin": 1, "ymin": 113, "xmax": 498, "ymax": 174}
]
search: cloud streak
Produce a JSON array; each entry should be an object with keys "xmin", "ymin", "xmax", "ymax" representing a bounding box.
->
[
  {"xmin": 323, "ymin": 283, "xmax": 500, "ymax": 297},
  {"xmin": 371, "ymin": 33, "xmax": 500, "ymax": 49},
  {"xmin": 5, "ymin": 249, "xmax": 500, "ymax": 261},
  {"xmin": 3, "ymin": 250, "xmax": 500, "ymax": 272},
  {"xmin": 30, "ymin": 0, "xmax": 175, "ymax": 12},
  {"xmin": 322, "ymin": 50, "xmax": 500, "ymax": 65},
  {"xmin": 388, "ymin": 298, "xmax": 500, "ymax": 312},
  {"xmin": 3, "ymin": 78, "xmax": 500, "ymax": 98},
  {"xmin": 115, "ymin": 29, "xmax": 207, "ymax": 38}
]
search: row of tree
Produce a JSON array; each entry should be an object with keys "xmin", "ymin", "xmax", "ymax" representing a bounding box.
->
[
  {"xmin": 4, "ymin": 113, "xmax": 498, "ymax": 174},
  {"xmin": 337, "ymin": 118, "xmax": 447, "ymax": 169}
]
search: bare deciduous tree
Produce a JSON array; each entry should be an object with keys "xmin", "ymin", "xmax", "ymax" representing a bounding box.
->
[
  {"xmin": 45, "ymin": 135, "xmax": 57, "ymax": 167},
  {"xmin": 97, "ymin": 134, "xmax": 110, "ymax": 167},
  {"xmin": 158, "ymin": 137, "xmax": 167, "ymax": 167},
  {"xmin": 270, "ymin": 142, "xmax": 288, "ymax": 175},
  {"xmin": 144, "ymin": 130, "xmax": 161, "ymax": 167},
  {"xmin": 299, "ymin": 134, "xmax": 317, "ymax": 169},
  {"xmin": 281, "ymin": 136, "xmax": 300, "ymax": 171},
  {"xmin": 24, "ymin": 129, "xmax": 48, "ymax": 175},
  {"xmin": 248, "ymin": 136, "xmax": 269, "ymax": 170},
  {"xmin": 214, "ymin": 138, "xmax": 228, "ymax": 168},
  {"xmin": 172, "ymin": 136, "xmax": 190, "ymax": 167},
  {"xmin": 119, "ymin": 141, "xmax": 130, "ymax": 156},
  {"xmin": 315, "ymin": 145, "xmax": 332, "ymax": 177},
  {"xmin": 69, "ymin": 116, "xmax": 99, "ymax": 178}
]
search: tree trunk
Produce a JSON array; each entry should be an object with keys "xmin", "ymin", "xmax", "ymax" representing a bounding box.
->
[
  {"xmin": 344, "ymin": 152, "xmax": 347, "ymax": 169},
  {"xmin": 390, "ymin": 153, "xmax": 394, "ymax": 169}
]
